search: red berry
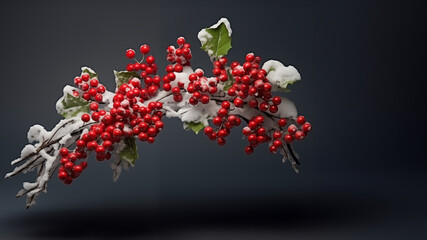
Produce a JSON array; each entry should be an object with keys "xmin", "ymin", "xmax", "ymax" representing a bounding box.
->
[
  {"xmin": 59, "ymin": 148, "xmax": 69, "ymax": 157},
  {"xmin": 91, "ymin": 112, "xmax": 100, "ymax": 121},
  {"xmin": 244, "ymin": 145, "xmax": 254, "ymax": 154},
  {"xmin": 233, "ymin": 98, "xmax": 244, "ymax": 108},
  {"xmin": 200, "ymin": 95, "xmax": 210, "ymax": 104},
  {"xmin": 295, "ymin": 131, "xmax": 306, "ymax": 141},
  {"xmin": 249, "ymin": 99, "xmax": 258, "ymax": 108},
  {"xmin": 218, "ymin": 108, "xmax": 228, "ymax": 117},
  {"xmin": 81, "ymin": 74, "xmax": 90, "ymax": 81},
  {"xmin": 172, "ymin": 87, "xmax": 180, "ymax": 94},
  {"xmin": 147, "ymin": 137, "xmax": 155, "ymax": 144},
  {"xmin": 273, "ymin": 131, "xmax": 282, "ymax": 139},
  {"xmin": 204, "ymin": 126, "xmax": 213, "ymax": 135},
  {"xmin": 80, "ymin": 161, "xmax": 88, "ymax": 169},
  {"xmin": 155, "ymin": 121, "xmax": 164, "ymax": 130},
  {"xmin": 126, "ymin": 49, "xmax": 135, "ymax": 59},
  {"xmin": 138, "ymin": 132, "xmax": 148, "ymax": 141},
  {"xmin": 213, "ymin": 117, "xmax": 222, "ymax": 126},
  {"xmin": 65, "ymin": 162, "xmax": 74, "ymax": 170},
  {"xmin": 60, "ymin": 158, "xmax": 68, "ymax": 165},
  {"xmin": 113, "ymin": 129, "xmax": 122, "ymax": 138},
  {"xmin": 163, "ymin": 83, "xmax": 171, "ymax": 91},
  {"xmin": 76, "ymin": 139, "xmax": 86, "ymax": 148},
  {"xmin": 255, "ymin": 116, "xmax": 264, "ymax": 124},
  {"xmin": 259, "ymin": 102, "xmax": 269, "ymax": 111},
  {"xmin": 269, "ymin": 145, "xmax": 277, "ymax": 154},
  {"xmin": 272, "ymin": 96, "xmax": 281, "ymax": 105},
  {"xmin": 302, "ymin": 122, "xmax": 312, "ymax": 132},
  {"xmin": 222, "ymin": 101, "xmax": 231, "ymax": 109},
  {"xmin": 217, "ymin": 137, "xmax": 226, "ymax": 146},
  {"xmin": 140, "ymin": 44, "xmax": 150, "ymax": 54},
  {"xmin": 146, "ymin": 55, "xmax": 155, "ymax": 64},
  {"xmin": 273, "ymin": 140, "xmax": 282, "ymax": 148},
  {"xmin": 68, "ymin": 153, "xmax": 77, "ymax": 162},
  {"xmin": 103, "ymin": 140, "xmax": 112, "ymax": 148},
  {"xmin": 174, "ymin": 64, "xmax": 183, "ymax": 72},
  {"xmin": 58, "ymin": 171, "xmax": 68, "ymax": 180},
  {"xmin": 81, "ymin": 114, "xmax": 90, "ymax": 122},
  {"xmin": 246, "ymin": 53, "xmax": 255, "ymax": 62},
  {"xmin": 242, "ymin": 127, "xmax": 252, "ymax": 136},
  {"xmin": 287, "ymin": 125, "xmax": 298, "ymax": 134},
  {"xmin": 177, "ymin": 37, "xmax": 185, "ymax": 45},
  {"xmin": 283, "ymin": 134, "xmax": 294, "ymax": 143},
  {"xmin": 90, "ymin": 102, "xmax": 99, "ymax": 111},
  {"xmin": 278, "ymin": 118, "xmax": 287, "ymax": 127},
  {"xmin": 96, "ymin": 146, "xmax": 105, "ymax": 154},
  {"xmin": 89, "ymin": 79, "xmax": 99, "ymax": 87},
  {"xmin": 269, "ymin": 105, "xmax": 278, "ymax": 113},
  {"xmin": 297, "ymin": 116, "xmax": 306, "ymax": 125}
]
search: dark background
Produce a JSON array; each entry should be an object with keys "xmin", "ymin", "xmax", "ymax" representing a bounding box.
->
[{"xmin": 0, "ymin": 0, "xmax": 426, "ymax": 239}]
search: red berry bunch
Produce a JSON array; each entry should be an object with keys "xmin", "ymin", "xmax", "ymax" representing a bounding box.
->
[
  {"xmin": 228, "ymin": 53, "xmax": 280, "ymax": 112},
  {"xmin": 125, "ymin": 44, "xmax": 164, "ymax": 97},
  {"xmin": 163, "ymin": 37, "xmax": 194, "ymax": 102},
  {"xmin": 241, "ymin": 115, "xmax": 272, "ymax": 154},
  {"xmin": 58, "ymin": 70, "xmax": 166, "ymax": 184},
  {"xmin": 73, "ymin": 73, "xmax": 106, "ymax": 102},
  {"xmin": 166, "ymin": 36, "xmax": 192, "ymax": 66},
  {"xmin": 57, "ymin": 147, "xmax": 88, "ymax": 185},
  {"xmin": 203, "ymin": 101, "xmax": 241, "ymax": 145},
  {"xmin": 186, "ymin": 69, "xmax": 217, "ymax": 105},
  {"xmin": 280, "ymin": 115, "xmax": 312, "ymax": 144}
]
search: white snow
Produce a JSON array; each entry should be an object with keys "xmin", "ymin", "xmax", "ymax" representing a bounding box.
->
[
  {"xmin": 209, "ymin": 17, "xmax": 232, "ymax": 36},
  {"xmin": 262, "ymin": 60, "xmax": 301, "ymax": 91}
]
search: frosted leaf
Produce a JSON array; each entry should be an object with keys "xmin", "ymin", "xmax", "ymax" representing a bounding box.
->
[
  {"xmin": 81, "ymin": 66, "xmax": 98, "ymax": 78},
  {"xmin": 262, "ymin": 60, "xmax": 301, "ymax": 91},
  {"xmin": 198, "ymin": 18, "xmax": 232, "ymax": 60},
  {"xmin": 56, "ymin": 85, "xmax": 90, "ymax": 118}
]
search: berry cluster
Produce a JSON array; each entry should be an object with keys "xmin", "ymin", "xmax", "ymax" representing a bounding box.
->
[
  {"xmin": 241, "ymin": 115, "xmax": 272, "ymax": 154},
  {"xmin": 203, "ymin": 101, "xmax": 241, "ymax": 145},
  {"xmin": 281, "ymin": 115, "xmax": 312, "ymax": 144},
  {"xmin": 57, "ymin": 50, "xmax": 168, "ymax": 184},
  {"xmin": 163, "ymin": 37, "xmax": 193, "ymax": 102},
  {"xmin": 186, "ymin": 69, "xmax": 217, "ymax": 105},
  {"xmin": 57, "ymin": 148, "xmax": 88, "ymax": 185},
  {"xmin": 73, "ymin": 73, "xmax": 106, "ymax": 102},
  {"xmin": 166, "ymin": 37, "xmax": 192, "ymax": 66},
  {"xmin": 125, "ymin": 44, "xmax": 163, "ymax": 97},
  {"xmin": 228, "ymin": 53, "xmax": 280, "ymax": 112}
]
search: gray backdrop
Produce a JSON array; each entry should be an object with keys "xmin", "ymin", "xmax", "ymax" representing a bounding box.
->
[{"xmin": 0, "ymin": 0, "xmax": 426, "ymax": 239}]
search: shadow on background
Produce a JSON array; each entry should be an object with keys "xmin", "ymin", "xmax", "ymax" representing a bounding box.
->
[{"xmin": 3, "ymin": 193, "xmax": 388, "ymax": 239}]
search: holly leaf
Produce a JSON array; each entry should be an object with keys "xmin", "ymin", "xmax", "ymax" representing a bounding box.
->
[
  {"xmin": 114, "ymin": 70, "xmax": 139, "ymax": 89},
  {"xmin": 119, "ymin": 138, "xmax": 139, "ymax": 166},
  {"xmin": 198, "ymin": 18, "xmax": 232, "ymax": 60},
  {"xmin": 56, "ymin": 86, "xmax": 90, "ymax": 118},
  {"xmin": 183, "ymin": 121, "xmax": 206, "ymax": 134},
  {"xmin": 81, "ymin": 67, "xmax": 98, "ymax": 78}
]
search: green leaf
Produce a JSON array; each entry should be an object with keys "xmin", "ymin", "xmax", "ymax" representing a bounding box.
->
[
  {"xmin": 81, "ymin": 67, "xmax": 98, "ymax": 78},
  {"xmin": 119, "ymin": 138, "xmax": 139, "ymax": 166},
  {"xmin": 58, "ymin": 93, "xmax": 90, "ymax": 118},
  {"xmin": 114, "ymin": 70, "xmax": 139, "ymax": 89},
  {"xmin": 199, "ymin": 20, "xmax": 232, "ymax": 60},
  {"xmin": 183, "ymin": 121, "xmax": 206, "ymax": 134}
]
